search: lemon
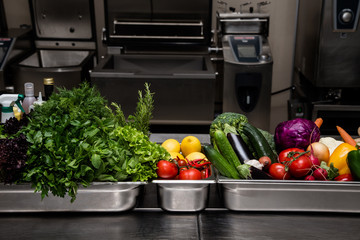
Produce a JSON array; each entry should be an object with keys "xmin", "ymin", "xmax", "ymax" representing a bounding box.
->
[
  {"xmin": 180, "ymin": 136, "xmax": 201, "ymax": 157},
  {"xmin": 186, "ymin": 152, "xmax": 207, "ymax": 161},
  {"xmin": 169, "ymin": 152, "xmax": 185, "ymax": 160},
  {"xmin": 161, "ymin": 139, "xmax": 181, "ymax": 153}
]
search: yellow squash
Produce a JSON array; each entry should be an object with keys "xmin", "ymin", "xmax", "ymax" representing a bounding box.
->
[{"xmin": 328, "ymin": 142, "xmax": 357, "ymax": 175}]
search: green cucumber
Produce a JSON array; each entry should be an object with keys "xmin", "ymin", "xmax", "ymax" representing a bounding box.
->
[
  {"xmin": 214, "ymin": 130, "xmax": 242, "ymax": 169},
  {"xmin": 242, "ymin": 122, "xmax": 278, "ymax": 163},
  {"xmin": 203, "ymin": 145, "xmax": 240, "ymax": 179}
]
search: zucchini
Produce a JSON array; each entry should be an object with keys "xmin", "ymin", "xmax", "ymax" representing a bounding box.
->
[
  {"xmin": 242, "ymin": 122, "xmax": 277, "ymax": 163},
  {"xmin": 214, "ymin": 130, "xmax": 242, "ymax": 169},
  {"xmin": 203, "ymin": 145, "xmax": 240, "ymax": 179}
]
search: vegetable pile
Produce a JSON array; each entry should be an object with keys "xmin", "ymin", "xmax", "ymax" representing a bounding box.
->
[
  {"xmin": 0, "ymin": 83, "xmax": 170, "ymax": 201},
  {"xmin": 204, "ymin": 114, "xmax": 360, "ymax": 182}
]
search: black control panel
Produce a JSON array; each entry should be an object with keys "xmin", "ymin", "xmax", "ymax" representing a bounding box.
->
[{"xmin": 334, "ymin": 0, "xmax": 360, "ymax": 31}]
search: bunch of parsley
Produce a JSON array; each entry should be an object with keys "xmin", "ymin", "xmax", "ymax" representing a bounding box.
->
[{"xmin": 20, "ymin": 83, "xmax": 169, "ymax": 201}]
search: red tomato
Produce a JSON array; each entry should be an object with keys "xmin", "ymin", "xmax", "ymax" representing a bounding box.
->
[
  {"xmin": 334, "ymin": 174, "xmax": 354, "ymax": 181},
  {"xmin": 176, "ymin": 159, "xmax": 188, "ymax": 167},
  {"xmin": 200, "ymin": 167, "xmax": 211, "ymax": 179},
  {"xmin": 278, "ymin": 148, "xmax": 304, "ymax": 163},
  {"xmin": 156, "ymin": 160, "xmax": 178, "ymax": 179},
  {"xmin": 179, "ymin": 168, "xmax": 202, "ymax": 180},
  {"xmin": 179, "ymin": 167, "xmax": 187, "ymax": 172},
  {"xmin": 279, "ymin": 148, "xmax": 312, "ymax": 178},
  {"xmin": 269, "ymin": 163, "xmax": 291, "ymax": 180}
]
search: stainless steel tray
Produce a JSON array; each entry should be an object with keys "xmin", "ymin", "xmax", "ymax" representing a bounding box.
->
[
  {"xmin": 0, "ymin": 182, "xmax": 146, "ymax": 212},
  {"xmin": 218, "ymin": 177, "xmax": 360, "ymax": 212},
  {"xmin": 153, "ymin": 169, "xmax": 216, "ymax": 212}
]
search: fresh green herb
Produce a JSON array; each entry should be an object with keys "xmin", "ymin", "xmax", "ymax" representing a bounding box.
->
[
  {"xmin": 112, "ymin": 82, "xmax": 154, "ymax": 136},
  {"xmin": 20, "ymin": 83, "xmax": 168, "ymax": 202}
]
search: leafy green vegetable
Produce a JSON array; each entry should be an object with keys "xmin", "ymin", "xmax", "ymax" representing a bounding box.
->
[
  {"xmin": 20, "ymin": 83, "xmax": 169, "ymax": 202},
  {"xmin": 210, "ymin": 112, "xmax": 249, "ymax": 142}
]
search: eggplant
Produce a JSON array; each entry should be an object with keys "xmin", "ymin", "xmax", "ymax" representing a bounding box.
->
[
  {"xmin": 237, "ymin": 164, "xmax": 273, "ymax": 180},
  {"xmin": 227, "ymin": 133, "xmax": 254, "ymax": 164}
]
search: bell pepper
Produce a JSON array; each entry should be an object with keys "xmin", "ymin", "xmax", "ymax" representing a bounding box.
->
[
  {"xmin": 334, "ymin": 174, "xmax": 354, "ymax": 181},
  {"xmin": 328, "ymin": 143, "xmax": 357, "ymax": 175},
  {"xmin": 347, "ymin": 149, "xmax": 360, "ymax": 180}
]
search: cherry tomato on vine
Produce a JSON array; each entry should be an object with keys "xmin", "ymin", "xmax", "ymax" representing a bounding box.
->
[
  {"xmin": 156, "ymin": 160, "xmax": 178, "ymax": 179},
  {"xmin": 179, "ymin": 168, "xmax": 202, "ymax": 180},
  {"xmin": 278, "ymin": 148, "xmax": 304, "ymax": 163},
  {"xmin": 279, "ymin": 148, "xmax": 312, "ymax": 178},
  {"xmin": 176, "ymin": 159, "xmax": 188, "ymax": 167},
  {"xmin": 269, "ymin": 163, "xmax": 291, "ymax": 180}
]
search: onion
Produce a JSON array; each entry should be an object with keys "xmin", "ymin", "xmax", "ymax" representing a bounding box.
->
[
  {"xmin": 258, "ymin": 156, "xmax": 272, "ymax": 171},
  {"xmin": 306, "ymin": 142, "xmax": 330, "ymax": 163}
]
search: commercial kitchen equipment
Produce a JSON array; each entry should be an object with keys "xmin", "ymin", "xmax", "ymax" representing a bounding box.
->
[
  {"xmin": 9, "ymin": 0, "xmax": 96, "ymax": 96},
  {"xmin": 218, "ymin": 12, "xmax": 273, "ymax": 131},
  {"xmin": 291, "ymin": 0, "xmax": 360, "ymax": 135},
  {"xmin": 90, "ymin": 0, "xmax": 216, "ymax": 125},
  {"xmin": 0, "ymin": 0, "xmax": 33, "ymax": 93}
]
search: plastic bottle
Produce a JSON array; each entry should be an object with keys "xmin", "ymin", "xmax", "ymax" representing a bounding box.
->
[
  {"xmin": 29, "ymin": 92, "xmax": 45, "ymax": 112},
  {"xmin": 22, "ymin": 82, "xmax": 36, "ymax": 114}
]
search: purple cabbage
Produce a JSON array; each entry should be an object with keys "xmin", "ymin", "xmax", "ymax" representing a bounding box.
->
[{"xmin": 274, "ymin": 118, "xmax": 320, "ymax": 152}]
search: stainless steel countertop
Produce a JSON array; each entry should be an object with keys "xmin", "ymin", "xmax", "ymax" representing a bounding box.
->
[{"xmin": 0, "ymin": 210, "xmax": 359, "ymax": 239}]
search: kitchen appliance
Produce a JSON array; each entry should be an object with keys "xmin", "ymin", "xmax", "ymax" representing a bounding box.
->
[
  {"xmin": 218, "ymin": 12, "xmax": 273, "ymax": 130},
  {"xmin": 0, "ymin": 0, "xmax": 33, "ymax": 93},
  {"xmin": 291, "ymin": 0, "xmax": 360, "ymax": 135},
  {"xmin": 90, "ymin": 0, "xmax": 216, "ymax": 126},
  {"xmin": 9, "ymin": 0, "xmax": 96, "ymax": 96}
]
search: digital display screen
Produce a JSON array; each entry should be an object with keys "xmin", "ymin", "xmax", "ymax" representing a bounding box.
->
[{"xmin": 237, "ymin": 44, "xmax": 257, "ymax": 58}]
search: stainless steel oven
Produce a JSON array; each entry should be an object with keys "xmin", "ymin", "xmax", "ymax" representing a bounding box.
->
[{"xmin": 291, "ymin": 0, "xmax": 360, "ymax": 135}]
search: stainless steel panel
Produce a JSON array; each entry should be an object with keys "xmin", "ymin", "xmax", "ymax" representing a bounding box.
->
[
  {"xmin": 153, "ymin": 168, "xmax": 216, "ymax": 212},
  {"xmin": 0, "ymin": 182, "xmax": 145, "ymax": 212},
  {"xmin": 11, "ymin": 50, "xmax": 94, "ymax": 94},
  {"xmin": 90, "ymin": 54, "xmax": 216, "ymax": 124},
  {"xmin": 217, "ymin": 13, "xmax": 270, "ymax": 36},
  {"xmin": 222, "ymin": 35, "xmax": 272, "ymax": 130},
  {"xmin": 219, "ymin": 178, "xmax": 360, "ymax": 212},
  {"xmin": 105, "ymin": 0, "xmax": 212, "ymax": 47},
  {"xmin": 19, "ymin": 50, "xmax": 91, "ymax": 68},
  {"xmin": 30, "ymin": 0, "xmax": 94, "ymax": 40}
]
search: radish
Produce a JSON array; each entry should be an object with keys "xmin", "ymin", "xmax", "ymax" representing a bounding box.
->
[
  {"xmin": 313, "ymin": 168, "xmax": 328, "ymax": 180},
  {"xmin": 308, "ymin": 144, "xmax": 320, "ymax": 167},
  {"xmin": 304, "ymin": 175, "xmax": 315, "ymax": 180}
]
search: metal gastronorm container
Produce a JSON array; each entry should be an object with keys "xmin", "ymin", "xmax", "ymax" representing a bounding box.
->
[
  {"xmin": 0, "ymin": 182, "xmax": 146, "ymax": 212},
  {"xmin": 218, "ymin": 177, "xmax": 360, "ymax": 212},
  {"xmin": 152, "ymin": 169, "xmax": 216, "ymax": 212}
]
